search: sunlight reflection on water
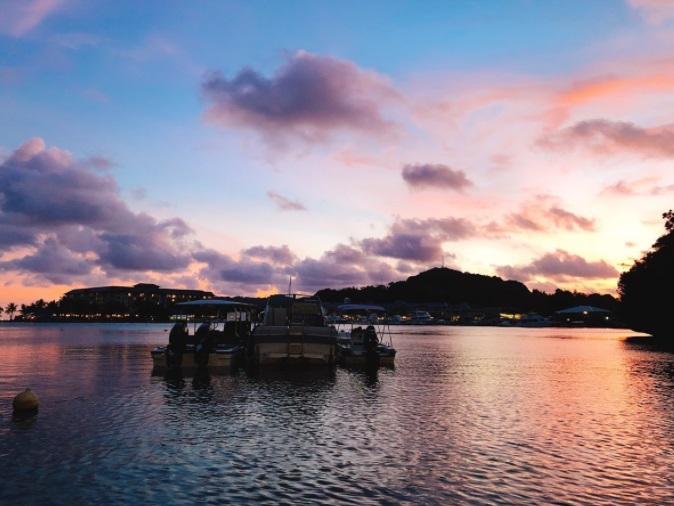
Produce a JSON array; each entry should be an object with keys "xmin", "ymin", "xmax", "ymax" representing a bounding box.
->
[{"xmin": 1, "ymin": 323, "xmax": 673, "ymax": 504}]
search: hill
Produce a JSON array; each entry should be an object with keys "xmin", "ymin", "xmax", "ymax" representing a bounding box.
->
[{"xmin": 316, "ymin": 267, "xmax": 619, "ymax": 315}]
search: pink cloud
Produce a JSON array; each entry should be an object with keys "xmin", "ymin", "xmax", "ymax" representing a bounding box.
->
[
  {"xmin": 332, "ymin": 149, "xmax": 380, "ymax": 168},
  {"xmin": 601, "ymin": 179, "xmax": 637, "ymax": 196},
  {"xmin": 507, "ymin": 196, "xmax": 596, "ymax": 233},
  {"xmin": 555, "ymin": 75, "xmax": 674, "ymax": 109},
  {"xmin": 537, "ymin": 119, "xmax": 674, "ymax": 158},
  {"xmin": 628, "ymin": 0, "xmax": 674, "ymax": 24},
  {"xmin": 266, "ymin": 191, "xmax": 306, "ymax": 211},
  {"xmin": 0, "ymin": 0, "xmax": 65, "ymax": 37},
  {"xmin": 599, "ymin": 175, "xmax": 668, "ymax": 196},
  {"xmin": 495, "ymin": 249, "xmax": 619, "ymax": 284}
]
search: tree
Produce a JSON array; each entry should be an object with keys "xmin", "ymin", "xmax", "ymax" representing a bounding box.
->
[
  {"xmin": 5, "ymin": 302, "xmax": 18, "ymax": 321},
  {"xmin": 618, "ymin": 210, "xmax": 674, "ymax": 337}
]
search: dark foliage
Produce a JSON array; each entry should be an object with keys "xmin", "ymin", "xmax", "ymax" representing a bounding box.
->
[
  {"xmin": 316, "ymin": 266, "xmax": 619, "ymax": 315},
  {"xmin": 13, "ymin": 267, "xmax": 622, "ymax": 323},
  {"xmin": 618, "ymin": 210, "xmax": 674, "ymax": 337}
]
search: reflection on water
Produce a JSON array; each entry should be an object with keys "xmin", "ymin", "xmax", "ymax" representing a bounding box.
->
[{"xmin": 1, "ymin": 323, "xmax": 674, "ymax": 504}]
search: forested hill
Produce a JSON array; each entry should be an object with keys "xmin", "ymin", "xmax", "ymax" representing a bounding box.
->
[{"xmin": 315, "ymin": 267, "xmax": 619, "ymax": 314}]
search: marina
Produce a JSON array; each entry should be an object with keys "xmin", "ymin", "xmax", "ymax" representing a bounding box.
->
[{"xmin": 1, "ymin": 322, "xmax": 672, "ymax": 504}]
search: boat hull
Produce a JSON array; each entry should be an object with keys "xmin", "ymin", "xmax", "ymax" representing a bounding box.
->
[
  {"xmin": 336, "ymin": 344, "xmax": 396, "ymax": 368},
  {"xmin": 151, "ymin": 344, "xmax": 245, "ymax": 374},
  {"xmin": 248, "ymin": 325, "xmax": 337, "ymax": 366}
]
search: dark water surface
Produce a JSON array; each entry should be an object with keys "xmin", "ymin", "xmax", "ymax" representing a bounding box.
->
[{"xmin": 2, "ymin": 323, "xmax": 674, "ymax": 505}]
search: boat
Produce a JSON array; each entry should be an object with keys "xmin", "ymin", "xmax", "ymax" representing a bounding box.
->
[
  {"xmin": 335, "ymin": 304, "xmax": 396, "ymax": 368},
  {"xmin": 248, "ymin": 293, "xmax": 338, "ymax": 366},
  {"xmin": 151, "ymin": 299, "xmax": 257, "ymax": 374},
  {"xmin": 388, "ymin": 314, "xmax": 404, "ymax": 325},
  {"xmin": 515, "ymin": 312, "xmax": 553, "ymax": 327},
  {"xmin": 408, "ymin": 310, "xmax": 433, "ymax": 325}
]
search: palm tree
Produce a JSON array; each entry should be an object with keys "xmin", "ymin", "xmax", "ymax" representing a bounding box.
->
[
  {"xmin": 5, "ymin": 302, "xmax": 18, "ymax": 321},
  {"xmin": 0, "ymin": 306, "xmax": 3, "ymax": 320}
]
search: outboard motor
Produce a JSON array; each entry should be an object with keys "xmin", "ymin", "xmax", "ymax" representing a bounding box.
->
[
  {"xmin": 166, "ymin": 322, "xmax": 188, "ymax": 368},
  {"xmin": 193, "ymin": 323, "xmax": 213, "ymax": 369},
  {"xmin": 364, "ymin": 325, "xmax": 380, "ymax": 368},
  {"xmin": 364, "ymin": 325, "xmax": 379, "ymax": 351}
]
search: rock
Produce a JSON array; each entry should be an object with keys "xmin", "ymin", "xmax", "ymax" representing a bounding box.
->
[{"xmin": 13, "ymin": 388, "xmax": 39, "ymax": 411}]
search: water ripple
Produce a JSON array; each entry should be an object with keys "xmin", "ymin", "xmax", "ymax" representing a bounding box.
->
[{"xmin": 2, "ymin": 325, "xmax": 674, "ymax": 504}]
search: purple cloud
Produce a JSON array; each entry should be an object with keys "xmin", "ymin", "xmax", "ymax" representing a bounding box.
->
[
  {"xmin": 359, "ymin": 216, "xmax": 481, "ymax": 262},
  {"xmin": 361, "ymin": 233, "xmax": 442, "ymax": 262},
  {"xmin": 401, "ymin": 163, "xmax": 473, "ymax": 191},
  {"xmin": 0, "ymin": 138, "xmax": 194, "ymax": 280},
  {"xmin": 193, "ymin": 248, "xmax": 285, "ymax": 294},
  {"xmin": 243, "ymin": 245, "xmax": 298, "ymax": 265},
  {"xmin": 201, "ymin": 51, "xmax": 399, "ymax": 145},
  {"xmin": 2, "ymin": 238, "xmax": 95, "ymax": 284}
]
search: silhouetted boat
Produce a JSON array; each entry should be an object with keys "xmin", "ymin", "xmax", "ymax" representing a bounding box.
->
[
  {"xmin": 151, "ymin": 299, "xmax": 256, "ymax": 374},
  {"xmin": 408, "ymin": 310, "xmax": 433, "ymax": 325},
  {"xmin": 515, "ymin": 312, "xmax": 552, "ymax": 327},
  {"xmin": 248, "ymin": 294, "xmax": 338, "ymax": 366},
  {"xmin": 335, "ymin": 304, "xmax": 396, "ymax": 368}
]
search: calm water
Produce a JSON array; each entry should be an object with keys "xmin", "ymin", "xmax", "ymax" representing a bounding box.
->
[{"xmin": 1, "ymin": 323, "xmax": 674, "ymax": 505}]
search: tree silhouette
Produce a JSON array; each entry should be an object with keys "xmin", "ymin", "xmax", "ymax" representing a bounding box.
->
[
  {"xmin": 618, "ymin": 210, "xmax": 674, "ymax": 337},
  {"xmin": 5, "ymin": 302, "xmax": 18, "ymax": 321}
]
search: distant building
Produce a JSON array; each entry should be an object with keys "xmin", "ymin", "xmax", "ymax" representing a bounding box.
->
[
  {"xmin": 63, "ymin": 283, "xmax": 214, "ymax": 312},
  {"xmin": 553, "ymin": 305, "xmax": 617, "ymax": 327}
]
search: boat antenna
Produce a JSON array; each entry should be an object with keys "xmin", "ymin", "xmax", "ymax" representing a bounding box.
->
[{"xmin": 288, "ymin": 276, "xmax": 292, "ymax": 295}]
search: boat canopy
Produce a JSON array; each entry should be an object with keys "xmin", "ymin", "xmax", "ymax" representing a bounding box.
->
[{"xmin": 555, "ymin": 305, "xmax": 610, "ymax": 314}]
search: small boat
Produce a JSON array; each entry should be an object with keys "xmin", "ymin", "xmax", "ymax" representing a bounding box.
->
[
  {"xmin": 515, "ymin": 312, "xmax": 552, "ymax": 327},
  {"xmin": 248, "ymin": 293, "xmax": 338, "ymax": 367},
  {"xmin": 335, "ymin": 304, "xmax": 396, "ymax": 368},
  {"xmin": 408, "ymin": 310, "xmax": 433, "ymax": 325},
  {"xmin": 151, "ymin": 299, "xmax": 257, "ymax": 374}
]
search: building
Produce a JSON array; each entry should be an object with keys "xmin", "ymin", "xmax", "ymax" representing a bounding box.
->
[
  {"xmin": 63, "ymin": 283, "xmax": 214, "ymax": 313},
  {"xmin": 553, "ymin": 305, "xmax": 617, "ymax": 327}
]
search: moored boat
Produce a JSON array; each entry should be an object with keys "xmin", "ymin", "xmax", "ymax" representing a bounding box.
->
[
  {"xmin": 151, "ymin": 299, "xmax": 257, "ymax": 374},
  {"xmin": 335, "ymin": 304, "xmax": 396, "ymax": 368},
  {"xmin": 408, "ymin": 310, "xmax": 433, "ymax": 325},
  {"xmin": 515, "ymin": 312, "xmax": 552, "ymax": 327},
  {"xmin": 248, "ymin": 294, "xmax": 338, "ymax": 367}
]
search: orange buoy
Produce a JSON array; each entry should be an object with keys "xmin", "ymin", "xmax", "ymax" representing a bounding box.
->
[{"xmin": 13, "ymin": 388, "xmax": 39, "ymax": 411}]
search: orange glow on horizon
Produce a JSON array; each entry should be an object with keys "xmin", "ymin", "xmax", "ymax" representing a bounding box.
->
[{"xmin": 557, "ymin": 75, "xmax": 674, "ymax": 107}]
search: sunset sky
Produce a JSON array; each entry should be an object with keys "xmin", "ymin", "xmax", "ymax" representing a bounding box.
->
[{"xmin": 2, "ymin": 0, "xmax": 674, "ymax": 309}]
